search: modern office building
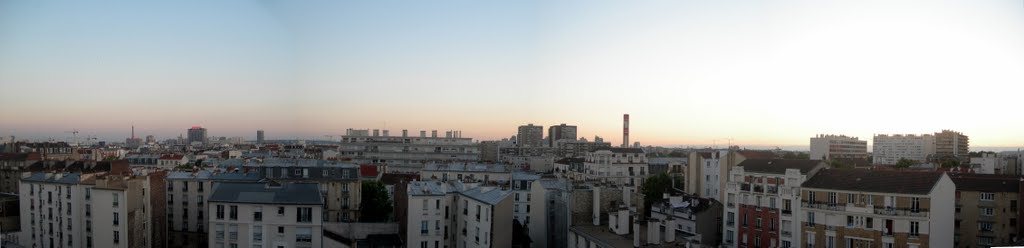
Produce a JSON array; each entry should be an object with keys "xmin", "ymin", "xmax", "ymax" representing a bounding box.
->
[
  {"xmin": 809, "ymin": 134, "xmax": 868, "ymax": 160},
  {"xmin": 872, "ymin": 134, "xmax": 936, "ymax": 165},
  {"xmin": 207, "ymin": 182, "xmax": 324, "ymax": 248},
  {"xmin": 799, "ymin": 169, "xmax": 954, "ymax": 248},
  {"xmin": 517, "ymin": 124, "xmax": 544, "ymax": 148}
]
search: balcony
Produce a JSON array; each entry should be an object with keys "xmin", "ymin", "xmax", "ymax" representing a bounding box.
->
[
  {"xmin": 727, "ymin": 221, "xmax": 735, "ymax": 226},
  {"xmin": 782, "ymin": 231, "xmax": 792, "ymax": 237},
  {"xmin": 753, "ymin": 185, "xmax": 764, "ymax": 193},
  {"xmin": 782, "ymin": 209, "xmax": 792, "ymax": 215},
  {"xmin": 802, "ymin": 202, "xmax": 846, "ymax": 212},
  {"xmin": 767, "ymin": 186, "xmax": 778, "ymax": 194},
  {"xmin": 873, "ymin": 207, "xmax": 928, "ymax": 218}
]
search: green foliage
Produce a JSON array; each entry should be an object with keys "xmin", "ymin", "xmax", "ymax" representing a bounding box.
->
[
  {"xmin": 829, "ymin": 159, "xmax": 849, "ymax": 169},
  {"xmin": 941, "ymin": 159, "xmax": 961, "ymax": 168},
  {"xmin": 641, "ymin": 173, "xmax": 683, "ymax": 217},
  {"xmin": 782, "ymin": 152, "xmax": 809, "ymax": 159},
  {"xmin": 359, "ymin": 181, "xmax": 393, "ymax": 222},
  {"xmin": 895, "ymin": 158, "xmax": 914, "ymax": 168}
]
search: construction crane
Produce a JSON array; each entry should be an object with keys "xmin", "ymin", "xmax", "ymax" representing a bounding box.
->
[{"xmin": 64, "ymin": 129, "xmax": 79, "ymax": 146}]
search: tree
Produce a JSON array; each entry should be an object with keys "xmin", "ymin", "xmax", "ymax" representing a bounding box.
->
[
  {"xmin": 782, "ymin": 152, "xmax": 810, "ymax": 159},
  {"xmin": 941, "ymin": 159, "xmax": 960, "ymax": 168},
  {"xmin": 895, "ymin": 158, "xmax": 914, "ymax": 169},
  {"xmin": 641, "ymin": 173, "xmax": 682, "ymax": 218},
  {"xmin": 359, "ymin": 181, "xmax": 393, "ymax": 222}
]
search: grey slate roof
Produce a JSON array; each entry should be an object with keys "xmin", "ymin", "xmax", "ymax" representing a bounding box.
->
[
  {"xmin": 512, "ymin": 171, "xmax": 541, "ymax": 181},
  {"xmin": 950, "ymin": 173, "xmax": 1022, "ymax": 193},
  {"xmin": 801, "ymin": 169, "xmax": 944, "ymax": 195},
  {"xmin": 22, "ymin": 172, "xmax": 81, "ymax": 185},
  {"xmin": 459, "ymin": 186, "xmax": 510, "ymax": 205},
  {"xmin": 737, "ymin": 159, "xmax": 825, "ymax": 175},
  {"xmin": 208, "ymin": 182, "xmax": 323, "ymax": 205},
  {"xmin": 408, "ymin": 181, "xmax": 453, "ymax": 196}
]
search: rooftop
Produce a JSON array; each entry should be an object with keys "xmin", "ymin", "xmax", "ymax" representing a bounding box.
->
[
  {"xmin": 459, "ymin": 186, "xmax": 510, "ymax": 205},
  {"xmin": 207, "ymin": 182, "xmax": 324, "ymax": 205},
  {"xmin": 737, "ymin": 159, "xmax": 825, "ymax": 175},
  {"xmin": 422, "ymin": 163, "xmax": 509, "ymax": 173},
  {"xmin": 22, "ymin": 172, "xmax": 82, "ymax": 185},
  {"xmin": 591, "ymin": 147, "xmax": 644, "ymax": 153},
  {"xmin": 949, "ymin": 173, "xmax": 1022, "ymax": 193},
  {"xmin": 801, "ymin": 169, "xmax": 945, "ymax": 195}
]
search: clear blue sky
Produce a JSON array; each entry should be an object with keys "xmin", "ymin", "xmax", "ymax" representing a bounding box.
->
[{"xmin": 2, "ymin": 0, "xmax": 1023, "ymax": 147}]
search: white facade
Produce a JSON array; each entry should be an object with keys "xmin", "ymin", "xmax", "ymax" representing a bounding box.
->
[
  {"xmin": 872, "ymin": 134, "xmax": 936, "ymax": 165},
  {"xmin": 340, "ymin": 129, "xmax": 480, "ymax": 164},
  {"xmin": 511, "ymin": 172, "xmax": 548, "ymax": 248},
  {"xmin": 970, "ymin": 154, "xmax": 1000, "ymax": 174},
  {"xmin": 810, "ymin": 134, "xmax": 868, "ymax": 160},
  {"xmin": 404, "ymin": 181, "xmax": 514, "ymax": 248},
  {"xmin": 579, "ymin": 148, "xmax": 649, "ymax": 186},
  {"xmin": 206, "ymin": 183, "xmax": 324, "ymax": 248}
]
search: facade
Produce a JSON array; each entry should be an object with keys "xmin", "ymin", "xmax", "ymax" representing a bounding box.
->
[
  {"xmin": 548, "ymin": 124, "xmax": 578, "ymax": 148},
  {"xmin": 1, "ymin": 193, "xmax": 20, "ymax": 244},
  {"xmin": 0, "ymin": 153, "xmax": 41, "ymax": 193},
  {"xmin": 648, "ymin": 195, "xmax": 723, "ymax": 246},
  {"xmin": 3, "ymin": 142, "xmax": 73, "ymax": 160},
  {"xmin": 573, "ymin": 148, "xmax": 648, "ymax": 186},
  {"xmin": 872, "ymin": 134, "xmax": 936, "ymax": 165},
  {"xmin": 809, "ymin": 134, "xmax": 868, "ymax": 160},
  {"xmin": 206, "ymin": 182, "xmax": 324, "ymax": 248},
  {"xmin": 799, "ymin": 170, "xmax": 955, "ymax": 248},
  {"xmin": 517, "ymin": 124, "xmax": 544, "ymax": 148},
  {"xmin": 188, "ymin": 126, "xmax": 208, "ymax": 145},
  {"xmin": 934, "ymin": 130, "xmax": 969, "ymax": 163},
  {"xmin": 401, "ymin": 180, "xmax": 514, "ymax": 248},
  {"xmin": 723, "ymin": 159, "xmax": 826, "ymax": 248},
  {"xmin": 158, "ymin": 154, "xmax": 188, "ymax": 168},
  {"xmin": 165, "ymin": 171, "xmax": 263, "ymax": 248},
  {"xmin": 19, "ymin": 172, "xmax": 162, "ymax": 248},
  {"xmin": 248, "ymin": 159, "xmax": 362, "ymax": 222},
  {"xmin": 970, "ymin": 154, "xmax": 1000, "ymax": 175},
  {"xmin": 339, "ymin": 129, "xmax": 479, "ymax": 165},
  {"xmin": 950, "ymin": 173, "xmax": 1022, "ymax": 247},
  {"xmin": 687, "ymin": 151, "xmax": 723, "ymax": 200},
  {"xmin": 511, "ymin": 172, "xmax": 548, "ymax": 248}
]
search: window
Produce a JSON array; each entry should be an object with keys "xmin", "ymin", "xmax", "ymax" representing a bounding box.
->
[
  {"xmin": 278, "ymin": 226, "xmax": 284, "ymax": 234},
  {"xmin": 113, "ymin": 212, "xmax": 119, "ymax": 226},
  {"xmin": 182, "ymin": 181, "xmax": 188, "ymax": 191},
  {"xmin": 981, "ymin": 193, "xmax": 995, "ymax": 201},
  {"xmin": 216, "ymin": 205, "xmax": 225, "ymax": 219},
  {"xmin": 756, "ymin": 217, "xmax": 762, "ymax": 228},
  {"xmin": 983, "ymin": 208, "xmax": 994, "ymax": 216},
  {"xmin": 254, "ymin": 207, "xmax": 263, "ymax": 222},
  {"xmin": 783, "ymin": 199, "xmax": 792, "ymax": 212},
  {"xmin": 979, "ymin": 222, "xmax": 994, "ymax": 231},
  {"xmin": 421, "ymin": 221, "xmax": 429, "ymax": 234},
  {"xmin": 230, "ymin": 205, "xmax": 238, "ymax": 220},
  {"xmin": 911, "ymin": 197, "xmax": 920, "ymax": 212},
  {"xmin": 253, "ymin": 225, "xmax": 263, "ymax": 241},
  {"xmin": 114, "ymin": 230, "xmax": 120, "ymax": 244},
  {"xmin": 807, "ymin": 212, "xmax": 815, "ymax": 227},
  {"xmin": 229, "ymin": 224, "xmax": 238, "ymax": 240},
  {"xmin": 1014, "ymin": 200, "xmax": 1019, "ymax": 211},
  {"xmin": 910, "ymin": 221, "xmax": 920, "ymax": 236},
  {"xmin": 278, "ymin": 207, "xmax": 285, "ymax": 215},
  {"xmin": 866, "ymin": 217, "xmax": 873, "ymax": 228},
  {"xmin": 296, "ymin": 227, "xmax": 312, "ymax": 243},
  {"xmin": 807, "ymin": 191, "xmax": 816, "ymax": 203},
  {"xmin": 828, "ymin": 192, "xmax": 837, "ymax": 204},
  {"xmin": 436, "ymin": 199, "xmax": 440, "ymax": 209},
  {"xmin": 826, "ymin": 235, "xmax": 835, "ymax": 248},
  {"xmin": 423, "ymin": 199, "xmax": 428, "ymax": 210},
  {"xmin": 297, "ymin": 207, "xmax": 313, "ymax": 223},
  {"xmin": 198, "ymin": 182, "xmax": 204, "ymax": 192},
  {"xmin": 113, "ymin": 192, "xmax": 119, "ymax": 207},
  {"xmin": 847, "ymin": 193, "xmax": 854, "ymax": 203},
  {"xmin": 216, "ymin": 224, "xmax": 225, "ymax": 239}
]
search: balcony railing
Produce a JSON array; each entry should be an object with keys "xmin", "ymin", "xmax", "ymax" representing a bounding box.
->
[
  {"xmin": 782, "ymin": 209, "xmax": 792, "ymax": 215},
  {"xmin": 873, "ymin": 207, "xmax": 928, "ymax": 218},
  {"xmin": 802, "ymin": 202, "xmax": 846, "ymax": 212},
  {"xmin": 753, "ymin": 185, "xmax": 764, "ymax": 193},
  {"xmin": 727, "ymin": 221, "xmax": 735, "ymax": 226},
  {"xmin": 782, "ymin": 231, "xmax": 792, "ymax": 237}
]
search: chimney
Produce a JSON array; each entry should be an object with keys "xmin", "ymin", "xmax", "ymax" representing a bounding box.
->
[
  {"xmin": 593, "ymin": 186, "xmax": 601, "ymax": 226},
  {"xmin": 402, "ymin": 129, "xmax": 408, "ymax": 137},
  {"xmin": 623, "ymin": 114, "xmax": 630, "ymax": 148}
]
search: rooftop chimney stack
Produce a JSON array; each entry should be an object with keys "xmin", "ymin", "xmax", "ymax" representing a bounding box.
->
[{"xmin": 623, "ymin": 114, "xmax": 630, "ymax": 148}]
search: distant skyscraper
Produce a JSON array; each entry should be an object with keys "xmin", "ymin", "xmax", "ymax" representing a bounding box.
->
[
  {"xmin": 517, "ymin": 124, "xmax": 544, "ymax": 147},
  {"xmin": 548, "ymin": 124, "xmax": 578, "ymax": 147},
  {"xmin": 257, "ymin": 130, "xmax": 265, "ymax": 144},
  {"xmin": 187, "ymin": 126, "xmax": 207, "ymax": 144}
]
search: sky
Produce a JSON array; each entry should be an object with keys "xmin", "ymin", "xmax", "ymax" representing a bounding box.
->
[{"xmin": 1, "ymin": 0, "xmax": 1023, "ymax": 148}]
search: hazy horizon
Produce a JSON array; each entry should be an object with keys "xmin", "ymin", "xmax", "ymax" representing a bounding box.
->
[{"xmin": 3, "ymin": 0, "xmax": 1023, "ymax": 147}]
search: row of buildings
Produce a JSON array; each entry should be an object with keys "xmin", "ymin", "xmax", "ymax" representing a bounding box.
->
[{"xmin": 809, "ymin": 130, "xmax": 970, "ymax": 165}]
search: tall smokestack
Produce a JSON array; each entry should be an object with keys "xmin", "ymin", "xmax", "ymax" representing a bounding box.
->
[
  {"xmin": 132, "ymin": 125, "xmax": 135, "ymax": 138},
  {"xmin": 623, "ymin": 114, "xmax": 629, "ymax": 148}
]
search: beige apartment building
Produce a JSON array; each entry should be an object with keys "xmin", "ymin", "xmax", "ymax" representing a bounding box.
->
[
  {"xmin": 935, "ymin": 130, "xmax": 969, "ymax": 164},
  {"xmin": 800, "ymin": 169, "xmax": 955, "ymax": 248},
  {"xmin": 950, "ymin": 173, "xmax": 1021, "ymax": 247},
  {"xmin": 810, "ymin": 134, "xmax": 868, "ymax": 160}
]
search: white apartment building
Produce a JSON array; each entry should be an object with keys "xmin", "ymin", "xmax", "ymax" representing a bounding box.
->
[
  {"xmin": 970, "ymin": 153, "xmax": 1000, "ymax": 174},
  {"xmin": 872, "ymin": 134, "xmax": 936, "ymax": 165},
  {"xmin": 809, "ymin": 134, "xmax": 868, "ymax": 160},
  {"xmin": 207, "ymin": 182, "xmax": 324, "ymax": 248},
  {"xmin": 339, "ymin": 128, "xmax": 479, "ymax": 165},
  {"xmin": 722, "ymin": 159, "xmax": 826, "ymax": 248},
  {"xmin": 402, "ymin": 180, "xmax": 514, "ymax": 248},
  {"xmin": 19, "ymin": 172, "xmax": 157, "ymax": 248},
  {"xmin": 511, "ymin": 172, "xmax": 548, "ymax": 248},
  {"xmin": 420, "ymin": 163, "xmax": 511, "ymax": 184},
  {"xmin": 799, "ymin": 170, "xmax": 954, "ymax": 248},
  {"xmin": 578, "ymin": 148, "xmax": 649, "ymax": 186},
  {"xmin": 687, "ymin": 151, "xmax": 724, "ymax": 201},
  {"xmin": 166, "ymin": 170, "xmax": 263, "ymax": 248}
]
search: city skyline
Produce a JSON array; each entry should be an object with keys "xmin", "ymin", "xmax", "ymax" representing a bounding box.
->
[{"xmin": 2, "ymin": 1, "xmax": 1024, "ymax": 147}]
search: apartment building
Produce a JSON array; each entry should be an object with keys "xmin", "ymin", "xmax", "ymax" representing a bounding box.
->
[
  {"xmin": 950, "ymin": 173, "xmax": 1022, "ymax": 247},
  {"xmin": 723, "ymin": 159, "xmax": 826, "ymax": 248},
  {"xmin": 810, "ymin": 134, "xmax": 868, "ymax": 160},
  {"xmin": 800, "ymin": 170, "xmax": 954, "ymax": 248},
  {"xmin": 576, "ymin": 148, "xmax": 649, "ymax": 186},
  {"xmin": 340, "ymin": 128, "xmax": 479, "ymax": 165},
  {"xmin": 934, "ymin": 130, "xmax": 969, "ymax": 163},
  {"xmin": 420, "ymin": 163, "xmax": 511, "ymax": 184},
  {"xmin": 511, "ymin": 171, "xmax": 548, "ymax": 248},
  {"xmin": 248, "ymin": 159, "xmax": 362, "ymax": 222},
  {"xmin": 206, "ymin": 182, "xmax": 324, "ymax": 248},
  {"xmin": 648, "ymin": 195, "xmax": 723, "ymax": 246},
  {"xmin": 970, "ymin": 154, "xmax": 1000, "ymax": 174},
  {"xmin": 688, "ymin": 149, "xmax": 779, "ymax": 202},
  {"xmin": 0, "ymin": 153, "xmax": 41, "ymax": 193},
  {"xmin": 548, "ymin": 124, "xmax": 578, "ymax": 147},
  {"xmin": 401, "ymin": 180, "xmax": 514, "ymax": 248},
  {"xmin": 2, "ymin": 142, "xmax": 74, "ymax": 160},
  {"xmin": 166, "ymin": 170, "xmax": 263, "ymax": 248},
  {"xmin": 517, "ymin": 124, "xmax": 544, "ymax": 147},
  {"xmin": 19, "ymin": 172, "xmax": 162, "ymax": 248},
  {"xmin": 873, "ymin": 134, "xmax": 936, "ymax": 165}
]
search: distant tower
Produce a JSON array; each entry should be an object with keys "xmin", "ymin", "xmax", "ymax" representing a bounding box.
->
[
  {"xmin": 131, "ymin": 125, "xmax": 135, "ymax": 138},
  {"xmin": 623, "ymin": 114, "xmax": 630, "ymax": 148},
  {"xmin": 257, "ymin": 130, "xmax": 265, "ymax": 144}
]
